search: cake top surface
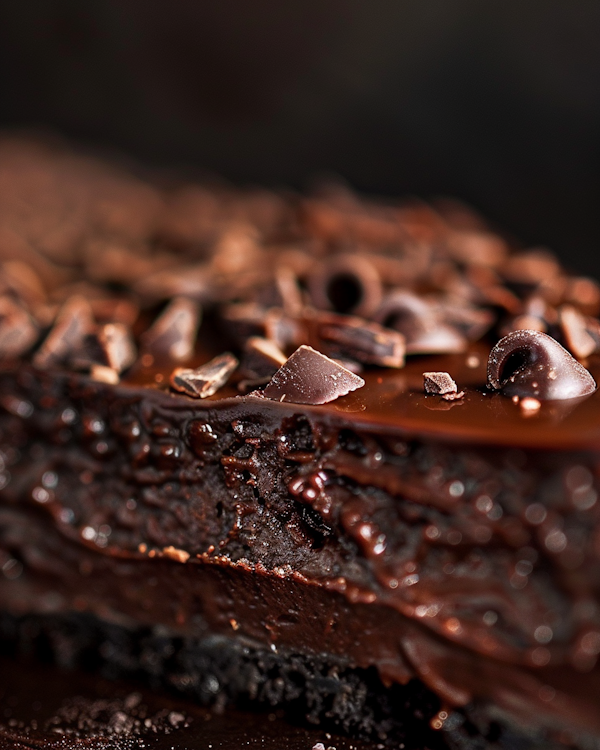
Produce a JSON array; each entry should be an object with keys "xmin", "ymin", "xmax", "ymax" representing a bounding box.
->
[{"xmin": 2, "ymin": 135, "xmax": 600, "ymax": 450}]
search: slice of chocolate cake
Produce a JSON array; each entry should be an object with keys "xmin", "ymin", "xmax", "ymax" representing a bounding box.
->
[{"xmin": 1, "ymin": 138, "xmax": 600, "ymax": 749}]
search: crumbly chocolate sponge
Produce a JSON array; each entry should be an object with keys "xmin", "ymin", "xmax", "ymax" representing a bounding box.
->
[{"xmin": 1, "ymin": 137, "xmax": 600, "ymax": 749}]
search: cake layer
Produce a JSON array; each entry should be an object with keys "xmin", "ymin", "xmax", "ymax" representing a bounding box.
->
[{"xmin": 2, "ymin": 363, "xmax": 600, "ymax": 746}]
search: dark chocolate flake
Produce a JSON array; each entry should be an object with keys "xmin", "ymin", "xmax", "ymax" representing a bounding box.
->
[
  {"xmin": 559, "ymin": 305, "xmax": 597, "ymax": 360},
  {"xmin": 308, "ymin": 311, "xmax": 405, "ymax": 368},
  {"xmin": 0, "ymin": 296, "xmax": 38, "ymax": 359},
  {"xmin": 97, "ymin": 323, "xmax": 137, "ymax": 373},
  {"xmin": 262, "ymin": 345, "xmax": 365, "ymax": 405},
  {"xmin": 242, "ymin": 336, "xmax": 287, "ymax": 379},
  {"xmin": 170, "ymin": 353, "xmax": 238, "ymax": 399},
  {"xmin": 487, "ymin": 329, "xmax": 596, "ymax": 400},
  {"xmin": 141, "ymin": 297, "xmax": 200, "ymax": 362},
  {"xmin": 33, "ymin": 295, "xmax": 94, "ymax": 368}
]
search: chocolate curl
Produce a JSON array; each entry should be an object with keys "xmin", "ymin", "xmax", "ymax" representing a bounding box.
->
[
  {"xmin": 374, "ymin": 291, "xmax": 466, "ymax": 355},
  {"xmin": 33, "ymin": 295, "xmax": 94, "ymax": 368},
  {"xmin": 308, "ymin": 254, "xmax": 382, "ymax": 318},
  {"xmin": 141, "ymin": 297, "xmax": 200, "ymax": 363},
  {"xmin": 262, "ymin": 345, "xmax": 365, "ymax": 405},
  {"xmin": 487, "ymin": 330, "xmax": 596, "ymax": 401}
]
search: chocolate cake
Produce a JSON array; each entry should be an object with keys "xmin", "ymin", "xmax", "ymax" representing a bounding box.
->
[{"xmin": 2, "ymin": 137, "xmax": 600, "ymax": 749}]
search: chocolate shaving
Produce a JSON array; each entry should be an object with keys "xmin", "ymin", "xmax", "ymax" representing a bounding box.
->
[
  {"xmin": 242, "ymin": 336, "xmax": 287, "ymax": 379},
  {"xmin": 375, "ymin": 291, "xmax": 466, "ymax": 355},
  {"xmin": 141, "ymin": 297, "xmax": 200, "ymax": 362},
  {"xmin": 97, "ymin": 323, "xmax": 137, "ymax": 373},
  {"xmin": 308, "ymin": 311, "xmax": 405, "ymax": 368},
  {"xmin": 262, "ymin": 345, "xmax": 365, "ymax": 404},
  {"xmin": 559, "ymin": 305, "xmax": 597, "ymax": 360},
  {"xmin": 33, "ymin": 295, "xmax": 94, "ymax": 368},
  {"xmin": 0, "ymin": 296, "xmax": 38, "ymax": 359},
  {"xmin": 170, "ymin": 353, "xmax": 238, "ymax": 399}
]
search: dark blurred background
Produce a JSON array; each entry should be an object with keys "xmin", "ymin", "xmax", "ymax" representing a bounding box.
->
[{"xmin": 0, "ymin": 0, "xmax": 599, "ymax": 273}]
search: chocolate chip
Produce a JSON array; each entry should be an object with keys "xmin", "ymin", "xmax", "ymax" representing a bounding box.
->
[
  {"xmin": 262, "ymin": 345, "xmax": 365, "ymax": 404},
  {"xmin": 308, "ymin": 253, "xmax": 382, "ymax": 317},
  {"xmin": 242, "ymin": 337, "xmax": 287, "ymax": 379},
  {"xmin": 170, "ymin": 353, "xmax": 238, "ymax": 398},
  {"xmin": 559, "ymin": 305, "xmax": 597, "ymax": 360},
  {"xmin": 33, "ymin": 295, "xmax": 94, "ymax": 368},
  {"xmin": 374, "ymin": 292, "xmax": 466, "ymax": 355},
  {"xmin": 141, "ymin": 297, "xmax": 200, "ymax": 362},
  {"xmin": 0, "ymin": 296, "xmax": 38, "ymax": 359},
  {"xmin": 307, "ymin": 311, "xmax": 405, "ymax": 368},
  {"xmin": 487, "ymin": 329, "xmax": 596, "ymax": 400},
  {"xmin": 97, "ymin": 323, "xmax": 137, "ymax": 373}
]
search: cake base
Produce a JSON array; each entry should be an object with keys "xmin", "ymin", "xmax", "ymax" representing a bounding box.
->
[{"xmin": 0, "ymin": 611, "xmax": 567, "ymax": 750}]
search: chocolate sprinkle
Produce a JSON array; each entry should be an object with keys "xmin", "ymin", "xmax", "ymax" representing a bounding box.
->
[
  {"xmin": 262, "ymin": 345, "xmax": 365, "ymax": 404},
  {"xmin": 170, "ymin": 353, "xmax": 238, "ymax": 399},
  {"xmin": 487, "ymin": 329, "xmax": 597, "ymax": 400}
]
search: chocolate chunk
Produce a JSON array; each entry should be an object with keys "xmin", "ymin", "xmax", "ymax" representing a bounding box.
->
[
  {"xmin": 423, "ymin": 371, "xmax": 457, "ymax": 395},
  {"xmin": 559, "ymin": 305, "xmax": 597, "ymax": 360},
  {"xmin": 262, "ymin": 345, "xmax": 365, "ymax": 404},
  {"xmin": 33, "ymin": 296, "xmax": 94, "ymax": 368},
  {"xmin": 308, "ymin": 311, "xmax": 405, "ymax": 368},
  {"xmin": 170, "ymin": 353, "xmax": 238, "ymax": 399},
  {"xmin": 242, "ymin": 337, "xmax": 287, "ymax": 379},
  {"xmin": 141, "ymin": 297, "xmax": 200, "ymax": 362},
  {"xmin": 374, "ymin": 292, "xmax": 466, "ymax": 355},
  {"xmin": 0, "ymin": 296, "xmax": 38, "ymax": 359},
  {"xmin": 308, "ymin": 254, "xmax": 382, "ymax": 317},
  {"xmin": 487, "ymin": 330, "xmax": 596, "ymax": 400},
  {"xmin": 423, "ymin": 371, "xmax": 464, "ymax": 401},
  {"xmin": 97, "ymin": 323, "xmax": 137, "ymax": 373}
]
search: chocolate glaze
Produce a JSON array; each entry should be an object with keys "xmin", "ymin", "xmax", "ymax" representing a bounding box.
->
[{"xmin": 2, "ymin": 356, "xmax": 600, "ymax": 746}]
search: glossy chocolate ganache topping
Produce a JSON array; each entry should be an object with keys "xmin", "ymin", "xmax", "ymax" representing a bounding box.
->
[{"xmin": 3, "ymin": 138, "xmax": 600, "ymax": 746}]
